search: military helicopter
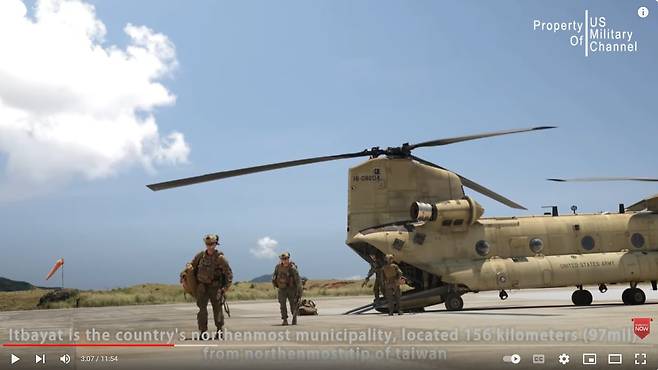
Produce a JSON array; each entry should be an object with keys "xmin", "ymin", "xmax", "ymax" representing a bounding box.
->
[{"xmin": 147, "ymin": 127, "xmax": 658, "ymax": 312}]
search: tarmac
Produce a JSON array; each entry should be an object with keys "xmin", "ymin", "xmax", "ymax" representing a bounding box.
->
[{"xmin": 1, "ymin": 286, "xmax": 657, "ymax": 370}]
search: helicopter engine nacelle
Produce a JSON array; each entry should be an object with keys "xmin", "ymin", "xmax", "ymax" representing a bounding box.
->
[{"xmin": 410, "ymin": 196, "xmax": 484, "ymax": 227}]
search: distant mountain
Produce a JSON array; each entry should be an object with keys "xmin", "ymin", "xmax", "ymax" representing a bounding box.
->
[
  {"xmin": 250, "ymin": 273, "xmax": 308, "ymax": 283},
  {"xmin": 0, "ymin": 277, "xmax": 34, "ymax": 292},
  {"xmin": 250, "ymin": 274, "xmax": 272, "ymax": 283}
]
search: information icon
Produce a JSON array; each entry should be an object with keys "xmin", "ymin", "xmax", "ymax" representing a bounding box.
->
[{"xmin": 638, "ymin": 6, "xmax": 649, "ymax": 18}]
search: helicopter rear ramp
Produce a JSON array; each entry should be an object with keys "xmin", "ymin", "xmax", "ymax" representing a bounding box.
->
[{"xmin": 344, "ymin": 286, "xmax": 450, "ymax": 314}]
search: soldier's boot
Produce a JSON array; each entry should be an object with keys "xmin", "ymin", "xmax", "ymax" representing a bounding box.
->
[
  {"xmin": 291, "ymin": 316, "xmax": 297, "ymax": 325},
  {"xmin": 398, "ymin": 311, "xmax": 404, "ymax": 316},
  {"xmin": 282, "ymin": 319, "xmax": 289, "ymax": 326},
  {"xmin": 199, "ymin": 330, "xmax": 208, "ymax": 340}
]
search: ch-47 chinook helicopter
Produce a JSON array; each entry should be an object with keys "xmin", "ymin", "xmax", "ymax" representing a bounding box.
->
[{"xmin": 147, "ymin": 126, "xmax": 658, "ymax": 312}]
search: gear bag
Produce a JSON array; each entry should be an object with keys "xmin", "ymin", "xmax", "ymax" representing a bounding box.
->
[
  {"xmin": 297, "ymin": 299, "xmax": 318, "ymax": 316},
  {"xmin": 180, "ymin": 263, "xmax": 198, "ymax": 298}
]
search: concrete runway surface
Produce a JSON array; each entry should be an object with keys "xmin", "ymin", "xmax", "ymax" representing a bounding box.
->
[{"xmin": 1, "ymin": 286, "xmax": 657, "ymax": 370}]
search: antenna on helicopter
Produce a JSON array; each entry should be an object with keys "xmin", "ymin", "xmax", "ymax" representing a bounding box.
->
[{"xmin": 541, "ymin": 206, "xmax": 558, "ymax": 216}]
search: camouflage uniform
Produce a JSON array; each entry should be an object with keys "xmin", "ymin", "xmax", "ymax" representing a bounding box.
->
[
  {"xmin": 365, "ymin": 262, "xmax": 383, "ymax": 300},
  {"xmin": 272, "ymin": 259, "xmax": 302, "ymax": 325},
  {"xmin": 192, "ymin": 249, "xmax": 233, "ymax": 333},
  {"xmin": 381, "ymin": 257, "xmax": 403, "ymax": 315}
]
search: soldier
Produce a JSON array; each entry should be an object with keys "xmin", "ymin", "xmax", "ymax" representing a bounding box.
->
[
  {"xmin": 381, "ymin": 254, "xmax": 404, "ymax": 316},
  {"xmin": 191, "ymin": 234, "xmax": 233, "ymax": 339},
  {"xmin": 362, "ymin": 254, "xmax": 383, "ymax": 301},
  {"xmin": 272, "ymin": 252, "xmax": 302, "ymax": 326}
]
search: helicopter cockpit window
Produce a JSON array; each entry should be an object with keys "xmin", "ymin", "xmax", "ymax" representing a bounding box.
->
[
  {"xmin": 453, "ymin": 219, "xmax": 464, "ymax": 226},
  {"xmin": 475, "ymin": 240, "xmax": 490, "ymax": 256},
  {"xmin": 442, "ymin": 220, "xmax": 452, "ymax": 227},
  {"xmin": 631, "ymin": 233, "xmax": 645, "ymax": 248},
  {"xmin": 581, "ymin": 236, "xmax": 595, "ymax": 250}
]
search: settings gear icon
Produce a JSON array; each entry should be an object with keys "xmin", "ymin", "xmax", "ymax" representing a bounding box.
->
[{"xmin": 558, "ymin": 353, "xmax": 570, "ymax": 365}]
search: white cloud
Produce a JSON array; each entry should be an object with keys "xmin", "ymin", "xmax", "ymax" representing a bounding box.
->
[
  {"xmin": 250, "ymin": 237, "xmax": 279, "ymax": 259},
  {"xmin": 0, "ymin": 0, "xmax": 190, "ymax": 200}
]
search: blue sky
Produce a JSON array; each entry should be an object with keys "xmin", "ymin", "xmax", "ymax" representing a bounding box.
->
[{"xmin": 1, "ymin": 0, "xmax": 657, "ymax": 289}]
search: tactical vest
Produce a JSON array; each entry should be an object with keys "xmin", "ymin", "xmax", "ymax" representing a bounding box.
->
[
  {"xmin": 275, "ymin": 264, "xmax": 296, "ymax": 288},
  {"xmin": 382, "ymin": 264, "xmax": 400, "ymax": 284},
  {"xmin": 196, "ymin": 251, "xmax": 227, "ymax": 285}
]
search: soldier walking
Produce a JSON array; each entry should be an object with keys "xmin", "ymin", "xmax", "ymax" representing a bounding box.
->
[
  {"xmin": 272, "ymin": 252, "xmax": 302, "ymax": 325},
  {"xmin": 362, "ymin": 254, "xmax": 383, "ymax": 301},
  {"xmin": 382, "ymin": 254, "xmax": 404, "ymax": 316},
  {"xmin": 191, "ymin": 234, "xmax": 233, "ymax": 339}
]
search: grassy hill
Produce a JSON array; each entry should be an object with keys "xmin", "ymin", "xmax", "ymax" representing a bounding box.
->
[
  {"xmin": 250, "ymin": 274, "xmax": 272, "ymax": 283},
  {"xmin": 0, "ymin": 277, "xmax": 35, "ymax": 292},
  {"xmin": 0, "ymin": 279, "xmax": 373, "ymax": 311}
]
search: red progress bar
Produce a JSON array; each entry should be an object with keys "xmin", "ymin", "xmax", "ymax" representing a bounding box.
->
[{"xmin": 3, "ymin": 343, "xmax": 174, "ymax": 347}]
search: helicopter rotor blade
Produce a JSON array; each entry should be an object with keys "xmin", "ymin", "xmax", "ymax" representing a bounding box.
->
[
  {"xmin": 407, "ymin": 126, "xmax": 555, "ymax": 151},
  {"xmin": 146, "ymin": 150, "xmax": 373, "ymax": 191},
  {"xmin": 548, "ymin": 177, "xmax": 658, "ymax": 182},
  {"xmin": 410, "ymin": 155, "xmax": 527, "ymax": 210}
]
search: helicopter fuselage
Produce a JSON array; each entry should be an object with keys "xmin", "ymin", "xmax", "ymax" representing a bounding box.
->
[
  {"xmin": 355, "ymin": 211, "xmax": 658, "ymax": 292},
  {"xmin": 346, "ymin": 156, "xmax": 658, "ymax": 310}
]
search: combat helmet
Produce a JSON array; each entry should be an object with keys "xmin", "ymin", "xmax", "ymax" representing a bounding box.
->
[{"xmin": 204, "ymin": 234, "xmax": 219, "ymax": 245}]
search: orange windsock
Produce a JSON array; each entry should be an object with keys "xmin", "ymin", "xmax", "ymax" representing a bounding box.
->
[{"xmin": 45, "ymin": 258, "xmax": 64, "ymax": 280}]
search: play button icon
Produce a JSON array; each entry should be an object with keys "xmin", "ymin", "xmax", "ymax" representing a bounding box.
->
[{"xmin": 11, "ymin": 354, "xmax": 20, "ymax": 365}]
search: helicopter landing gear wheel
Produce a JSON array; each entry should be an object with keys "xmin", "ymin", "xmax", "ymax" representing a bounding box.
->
[
  {"xmin": 622, "ymin": 288, "xmax": 646, "ymax": 305},
  {"xmin": 571, "ymin": 289, "xmax": 593, "ymax": 306},
  {"xmin": 499, "ymin": 290, "xmax": 508, "ymax": 300},
  {"xmin": 444, "ymin": 293, "xmax": 464, "ymax": 311}
]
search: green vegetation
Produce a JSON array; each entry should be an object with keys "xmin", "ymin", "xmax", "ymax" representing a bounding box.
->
[
  {"xmin": 0, "ymin": 289, "xmax": 47, "ymax": 311},
  {"xmin": 37, "ymin": 288, "xmax": 80, "ymax": 309},
  {"xmin": 0, "ymin": 280, "xmax": 374, "ymax": 311}
]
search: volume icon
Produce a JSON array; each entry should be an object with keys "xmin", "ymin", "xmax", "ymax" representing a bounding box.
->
[{"xmin": 60, "ymin": 354, "xmax": 71, "ymax": 364}]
